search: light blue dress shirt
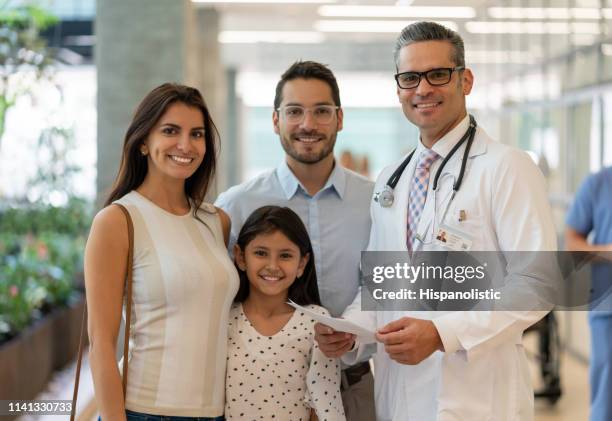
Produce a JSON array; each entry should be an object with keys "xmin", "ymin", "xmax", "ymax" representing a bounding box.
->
[{"xmin": 215, "ymin": 161, "xmax": 374, "ymax": 317}]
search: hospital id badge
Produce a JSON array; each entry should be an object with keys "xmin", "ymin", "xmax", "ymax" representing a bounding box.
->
[{"xmin": 434, "ymin": 224, "xmax": 473, "ymax": 251}]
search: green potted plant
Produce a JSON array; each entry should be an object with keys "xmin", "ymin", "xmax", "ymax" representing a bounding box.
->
[{"xmin": 0, "ymin": 235, "xmax": 55, "ymax": 400}]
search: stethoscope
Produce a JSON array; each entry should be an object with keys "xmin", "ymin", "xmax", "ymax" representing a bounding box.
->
[{"xmin": 374, "ymin": 114, "xmax": 478, "ymax": 209}]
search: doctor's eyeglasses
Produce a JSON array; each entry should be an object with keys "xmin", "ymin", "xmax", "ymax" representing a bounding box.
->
[
  {"xmin": 276, "ymin": 105, "xmax": 339, "ymax": 125},
  {"xmin": 395, "ymin": 67, "xmax": 465, "ymax": 89}
]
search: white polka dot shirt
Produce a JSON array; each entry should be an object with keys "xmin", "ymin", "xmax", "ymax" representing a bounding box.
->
[{"xmin": 225, "ymin": 303, "xmax": 346, "ymax": 421}]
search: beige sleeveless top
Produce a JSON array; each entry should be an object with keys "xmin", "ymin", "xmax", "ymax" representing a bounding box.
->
[{"xmin": 115, "ymin": 191, "xmax": 239, "ymax": 417}]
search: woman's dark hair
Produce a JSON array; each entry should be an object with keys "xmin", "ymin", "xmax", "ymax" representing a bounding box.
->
[
  {"xmin": 104, "ymin": 83, "xmax": 218, "ymax": 216},
  {"xmin": 234, "ymin": 206, "xmax": 321, "ymax": 306}
]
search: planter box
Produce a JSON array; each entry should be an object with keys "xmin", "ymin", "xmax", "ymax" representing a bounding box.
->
[
  {"xmin": 52, "ymin": 295, "xmax": 87, "ymax": 369},
  {"xmin": 0, "ymin": 313, "xmax": 54, "ymax": 400},
  {"xmin": 0, "ymin": 295, "xmax": 86, "ymax": 415}
]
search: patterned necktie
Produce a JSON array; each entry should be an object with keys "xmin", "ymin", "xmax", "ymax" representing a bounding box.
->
[{"xmin": 407, "ymin": 148, "xmax": 440, "ymax": 251}]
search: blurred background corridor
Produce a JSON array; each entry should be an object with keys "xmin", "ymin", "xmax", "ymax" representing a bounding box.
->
[{"xmin": 1, "ymin": 0, "xmax": 611, "ymax": 419}]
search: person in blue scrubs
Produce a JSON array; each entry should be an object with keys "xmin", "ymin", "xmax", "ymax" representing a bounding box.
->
[{"xmin": 565, "ymin": 166, "xmax": 612, "ymax": 421}]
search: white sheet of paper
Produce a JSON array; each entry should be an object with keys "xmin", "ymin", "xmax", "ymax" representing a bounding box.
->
[{"xmin": 287, "ymin": 300, "xmax": 376, "ymax": 344}]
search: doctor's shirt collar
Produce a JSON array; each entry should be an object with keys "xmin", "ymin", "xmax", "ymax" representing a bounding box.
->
[{"xmin": 418, "ymin": 113, "xmax": 470, "ymax": 159}]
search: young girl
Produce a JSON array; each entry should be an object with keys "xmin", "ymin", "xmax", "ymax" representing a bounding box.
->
[{"xmin": 225, "ymin": 206, "xmax": 346, "ymax": 421}]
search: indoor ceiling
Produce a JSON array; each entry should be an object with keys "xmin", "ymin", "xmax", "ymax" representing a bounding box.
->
[{"xmin": 192, "ymin": 0, "xmax": 610, "ymax": 77}]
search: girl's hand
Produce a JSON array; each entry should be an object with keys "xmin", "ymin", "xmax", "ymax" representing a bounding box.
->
[{"xmin": 314, "ymin": 322, "xmax": 355, "ymax": 358}]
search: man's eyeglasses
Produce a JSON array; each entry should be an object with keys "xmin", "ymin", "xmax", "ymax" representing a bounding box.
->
[
  {"xmin": 276, "ymin": 105, "xmax": 339, "ymax": 125},
  {"xmin": 394, "ymin": 67, "xmax": 465, "ymax": 89}
]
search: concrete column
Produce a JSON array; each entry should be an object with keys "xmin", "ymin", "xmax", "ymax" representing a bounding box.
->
[
  {"xmin": 95, "ymin": 0, "xmax": 223, "ymax": 203},
  {"xmin": 223, "ymin": 68, "xmax": 243, "ymax": 188},
  {"xmin": 191, "ymin": 7, "xmax": 230, "ymax": 197}
]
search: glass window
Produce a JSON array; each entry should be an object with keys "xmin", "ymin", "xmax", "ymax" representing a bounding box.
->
[
  {"xmin": 571, "ymin": 49, "xmax": 599, "ymax": 90},
  {"xmin": 0, "ymin": 66, "xmax": 96, "ymax": 201},
  {"xmin": 602, "ymin": 43, "xmax": 612, "ymax": 84}
]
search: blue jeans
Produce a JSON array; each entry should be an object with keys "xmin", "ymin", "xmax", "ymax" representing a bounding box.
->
[{"xmin": 100, "ymin": 410, "xmax": 225, "ymax": 421}]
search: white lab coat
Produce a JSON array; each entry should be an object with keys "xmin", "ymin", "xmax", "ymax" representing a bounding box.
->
[{"xmin": 343, "ymin": 115, "xmax": 557, "ymax": 421}]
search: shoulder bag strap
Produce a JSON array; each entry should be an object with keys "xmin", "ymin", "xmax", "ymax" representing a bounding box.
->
[{"xmin": 70, "ymin": 203, "xmax": 134, "ymax": 421}]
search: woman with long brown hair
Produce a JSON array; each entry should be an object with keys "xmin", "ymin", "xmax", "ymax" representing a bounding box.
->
[{"xmin": 84, "ymin": 83, "xmax": 238, "ymax": 421}]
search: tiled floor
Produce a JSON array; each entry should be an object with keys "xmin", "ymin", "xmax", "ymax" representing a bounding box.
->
[
  {"xmin": 534, "ymin": 354, "xmax": 590, "ymax": 420},
  {"xmin": 531, "ymin": 348, "xmax": 590, "ymax": 421},
  {"xmin": 15, "ymin": 351, "xmax": 95, "ymax": 421}
]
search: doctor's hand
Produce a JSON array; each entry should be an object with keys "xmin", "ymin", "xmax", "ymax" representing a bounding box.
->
[
  {"xmin": 314, "ymin": 322, "xmax": 356, "ymax": 358},
  {"xmin": 376, "ymin": 317, "xmax": 444, "ymax": 365}
]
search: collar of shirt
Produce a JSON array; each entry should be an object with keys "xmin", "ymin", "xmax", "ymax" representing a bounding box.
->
[
  {"xmin": 276, "ymin": 160, "xmax": 346, "ymax": 200},
  {"xmin": 414, "ymin": 113, "xmax": 470, "ymax": 159}
]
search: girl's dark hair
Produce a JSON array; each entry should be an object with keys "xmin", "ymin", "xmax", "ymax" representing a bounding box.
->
[
  {"xmin": 234, "ymin": 206, "xmax": 321, "ymax": 306},
  {"xmin": 104, "ymin": 83, "xmax": 218, "ymax": 216}
]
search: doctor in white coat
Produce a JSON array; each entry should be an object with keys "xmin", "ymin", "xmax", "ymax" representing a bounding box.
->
[{"xmin": 315, "ymin": 22, "xmax": 557, "ymax": 421}]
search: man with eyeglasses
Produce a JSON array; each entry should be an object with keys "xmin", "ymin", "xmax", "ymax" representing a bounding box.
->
[
  {"xmin": 215, "ymin": 60, "xmax": 376, "ymax": 421},
  {"xmin": 315, "ymin": 22, "xmax": 557, "ymax": 420}
]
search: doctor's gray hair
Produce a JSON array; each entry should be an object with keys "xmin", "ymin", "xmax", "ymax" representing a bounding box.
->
[{"xmin": 394, "ymin": 21, "xmax": 465, "ymax": 69}]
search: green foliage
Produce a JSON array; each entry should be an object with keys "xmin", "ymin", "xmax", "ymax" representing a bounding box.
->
[
  {"xmin": 28, "ymin": 126, "xmax": 82, "ymax": 204},
  {"xmin": 0, "ymin": 5, "xmax": 58, "ymax": 30},
  {"xmin": 0, "ymin": 197, "xmax": 91, "ymax": 236},
  {"xmin": 0, "ymin": 5, "xmax": 87, "ymax": 342},
  {"xmin": 0, "ymin": 3, "xmax": 58, "ymax": 144},
  {"xmin": 0, "ymin": 200, "xmax": 90, "ymax": 342},
  {"xmin": 0, "ymin": 240, "xmax": 48, "ymax": 336}
]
